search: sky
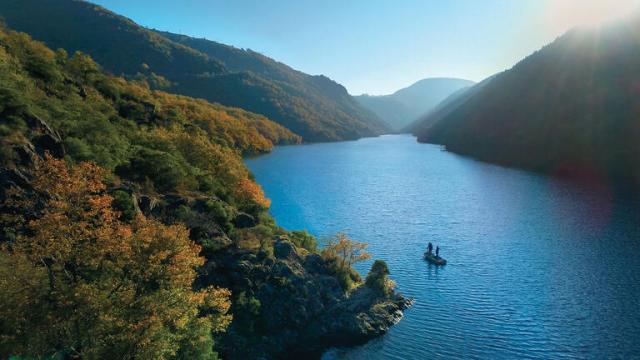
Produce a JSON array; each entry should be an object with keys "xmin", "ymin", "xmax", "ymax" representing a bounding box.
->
[{"xmin": 91, "ymin": 0, "xmax": 640, "ymax": 95}]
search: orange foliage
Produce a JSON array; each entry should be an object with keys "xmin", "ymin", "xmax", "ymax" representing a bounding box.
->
[
  {"xmin": 235, "ymin": 178, "xmax": 271, "ymax": 208},
  {"xmin": 0, "ymin": 156, "xmax": 231, "ymax": 358}
]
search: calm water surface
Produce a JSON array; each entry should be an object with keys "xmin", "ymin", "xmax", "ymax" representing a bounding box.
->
[{"xmin": 245, "ymin": 135, "xmax": 640, "ymax": 359}]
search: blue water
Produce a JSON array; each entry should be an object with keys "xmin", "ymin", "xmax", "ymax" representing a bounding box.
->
[{"xmin": 245, "ymin": 135, "xmax": 640, "ymax": 359}]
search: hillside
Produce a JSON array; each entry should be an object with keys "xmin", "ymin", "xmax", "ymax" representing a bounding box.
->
[
  {"xmin": 355, "ymin": 78, "xmax": 474, "ymax": 131},
  {"xmin": 0, "ymin": 28, "xmax": 407, "ymax": 359},
  {"xmin": 414, "ymin": 16, "xmax": 640, "ymax": 186},
  {"xmin": 0, "ymin": 0, "xmax": 389, "ymax": 142},
  {"xmin": 404, "ymin": 76, "xmax": 495, "ymax": 134}
]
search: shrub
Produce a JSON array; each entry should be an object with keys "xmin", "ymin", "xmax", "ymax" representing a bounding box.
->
[
  {"xmin": 365, "ymin": 260, "xmax": 395, "ymax": 296},
  {"xmin": 289, "ymin": 230, "xmax": 317, "ymax": 253},
  {"xmin": 111, "ymin": 189, "xmax": 136, "ymax": 221}
]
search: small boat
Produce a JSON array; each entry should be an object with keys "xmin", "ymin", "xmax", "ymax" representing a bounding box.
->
[{"xmin": 424, "ymin": 252, "xmax": 447, "ymax": 265}]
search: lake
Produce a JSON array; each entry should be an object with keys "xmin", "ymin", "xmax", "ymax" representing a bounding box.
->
[{"xmin": 245, "ymin": 134, "xmax": 640, "ymax": 359}]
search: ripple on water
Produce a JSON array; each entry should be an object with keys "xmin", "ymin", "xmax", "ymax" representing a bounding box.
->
[{"xmin": 245, "ymin": 135, "xmax": 640, "ymax": 360}]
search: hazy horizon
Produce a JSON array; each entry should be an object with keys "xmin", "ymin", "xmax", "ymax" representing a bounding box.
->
[{"xmin": 91, "ymin": 0, "xmax": 639, "ymax": 95}]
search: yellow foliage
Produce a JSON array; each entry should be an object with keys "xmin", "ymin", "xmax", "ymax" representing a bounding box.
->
[
  {"xmin": 323, "ymin": 232, "xmax": 371, "ymax": 269},
  {"xmin": 0, "ymin": 156, "xmax": 231, "ymax": 359},
  {"xmin": 235, "ymin": 178, "xmax": 271, "ymax": 208}
]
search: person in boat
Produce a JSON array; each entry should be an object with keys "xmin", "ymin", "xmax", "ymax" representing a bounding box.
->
[
  {"xmin": 436, "ymin": 246, "xmax": 440, "ymax": 258},
  {"xmin": 427, "ymin": 242, "xmax": 433, "ymax": 255}
]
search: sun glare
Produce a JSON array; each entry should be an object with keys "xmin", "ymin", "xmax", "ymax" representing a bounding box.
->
[{"xmin": 546, "ymin": 0, "xmax": 640, "ymax": 31}]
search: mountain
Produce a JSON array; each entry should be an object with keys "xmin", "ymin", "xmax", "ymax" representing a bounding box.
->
[
  {"xmin": 0, "ymin": 27, "xmax": 407, "ymax": 358},
  {"xmin": 413, "ymin": 16, "xmax": 640, "ymax": 186},
  {"xmin": 404, "ymin": 76, "xmax": 495, "ymax": 134},
  {"xmin": 355, "ymin": 78, "xmax": 474, "ymax": 131},
  {"xmin": 0, "ymin": 0, "xmax": 389, "ymax": 142}
]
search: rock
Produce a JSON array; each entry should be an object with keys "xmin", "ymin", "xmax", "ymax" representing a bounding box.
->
[
  {"xmin": 0, "ymin": 167, "xmax": 31, "ymax": 192},
  {"xmin": 128, "ymin": 193, "xmax": 143, "ymax": 215},
  {"xmin": 273, "ymin": 241, "xmax": 296, "ymax": 260},
  {"xmin": 137, "ymin": 195, "xmax": 159, "ymax": 215},
  {"xmin": 24, "ymin": 113, "xmax": 65, "ymax": 158},
  {"xmin": 25, "ymin": 113, "xmax": 61, "ymax": 142},
  {"xmin": 32, "ymin": 134, "xmax": 64, "ymax": 158},
  {"xmin": 209, "ymin": 241, "xmax": 411, "ymax": 359},
  {"xmin": 12, "ymin": 142, "xmax": 39, "ymax": 167},
  {"xmin": 233, "ymin": 212, "xmax": 257, "ymax": 228},
  {"xmin": 303, "ymin": 253, "xmax": 328, "ymax": 274}
]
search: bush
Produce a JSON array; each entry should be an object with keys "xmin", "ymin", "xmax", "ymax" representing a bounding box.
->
[
  {"xmin": 116, "ymin": 147, "xmax": 195, "ymax": 192},
  {"xmin": 235, "ymin": 291, "xmax": 262, "ymax": 333},
  {"xmin": 365, "ymin": 260, "xmax": 395, "ymax": 296},
  {"xmin": 289, "ymin": 230, "xmax": 317, "ymax": 253},
  {"xmin": 111, "ymin": 190, "xmax": 136, "ymax": 221},
  {"xmin": 324, "ymin": 255, "xmax": 362, "ymax": 291}
]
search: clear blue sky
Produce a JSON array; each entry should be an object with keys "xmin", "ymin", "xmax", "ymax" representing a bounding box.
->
[{"xmin": 91, "ymin": 0, "xmax": 639, "ymax": 95}]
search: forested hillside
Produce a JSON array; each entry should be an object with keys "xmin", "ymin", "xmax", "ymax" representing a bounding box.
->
[
  {"xmin": 0, "ymin": 0, "xmax": 389, "ymax": 142},
  {"xmin": 0, "ymin": 27, "xmax": 407, "ymax": 359},
  {"xmin": 414, "ymin": 16, "xmax": 640, "ymax": 186}
]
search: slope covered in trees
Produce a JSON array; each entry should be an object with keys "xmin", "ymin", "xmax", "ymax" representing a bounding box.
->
[
  {"xmin": 0, "ymin": 28, "xmax": 408, "ymax": 359},
  {"xmin": 413, "ymin": 16, "xmax": 640, "ymax": 187},
  {"xmin": 355, "ymin": 78, "xmax": 474, "ymax": 131},
  {"xmin": 0, "ymin": 0, "xmax": 389, "ymax": 142}
]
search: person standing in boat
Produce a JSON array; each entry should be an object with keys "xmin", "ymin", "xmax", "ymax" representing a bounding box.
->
[
  {"xmin": 427, "ymin": 242, "xmax": 433, "ymax": 255},
  {"xmin": 436, "ymin": 246, "xmax": 440, "ymax": 258}
]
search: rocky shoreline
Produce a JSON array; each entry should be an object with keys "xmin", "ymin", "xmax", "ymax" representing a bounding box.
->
[{"xmin": 200, "ymin": 239, "xmax": 412, "ymax": 359}]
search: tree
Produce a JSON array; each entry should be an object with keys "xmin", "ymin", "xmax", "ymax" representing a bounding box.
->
[
  {"xmin": 323, "ymin": 232, "xmax": 371, "ymax": 269},
  {"xmin": 365, "ymin": 260, "xmax": 395, "ymax": 296},
  {"xmin": 321, "ymin": 233, "xmax": 371, "ymax": 290},
  {"xmin": 0, "ymin": 156, "xmax": 231, "ymax": 359}
]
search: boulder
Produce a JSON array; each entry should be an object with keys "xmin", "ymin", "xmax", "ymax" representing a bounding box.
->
[
  {"xmin": 32, "ymin": 134, "xmax": 64, "ymax": 158},
  {"xmin": 137, "ymin": 195, "xmax": 159, "ymax": 215},
  {"xmin": 303, "ymin": 253, "xmax": 328, "ymax": 274},
  {"xmin": 273, "ymin": 241, "xmax": 297, "ymax": 260},
  {"xmin": 233, "ymin": 212, "xmax": 257, "ymax": 228},
  {"xmin": 24, "ymin": 113, "xmax": 65, "ymax": 158}
]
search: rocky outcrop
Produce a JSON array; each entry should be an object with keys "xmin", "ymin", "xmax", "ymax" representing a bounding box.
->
[
  {"xmin": 202, "ymin": 239, "xmax": 411, "ymax": 359},
  {"xmin": 0, "ymin": 113, "xmax": 65, "ymax": 211}
]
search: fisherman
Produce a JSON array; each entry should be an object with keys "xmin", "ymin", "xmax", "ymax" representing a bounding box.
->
[
  {"xmin": 436, "ymin": 246, "xmax": 440, "ymax": 258},
  {"xmin": 427, "ymin": 242, "xmax": 433, "ymax": 255}
]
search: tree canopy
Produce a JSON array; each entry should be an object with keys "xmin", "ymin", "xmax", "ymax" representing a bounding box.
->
[{"xmin": 0, "ymin": 156, "xmax": 232, "ymax": 359}]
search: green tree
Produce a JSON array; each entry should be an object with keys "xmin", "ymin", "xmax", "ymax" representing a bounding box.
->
[{"xmin": 365, "ymin": 260, "xmax": 396, "ymax": 296}]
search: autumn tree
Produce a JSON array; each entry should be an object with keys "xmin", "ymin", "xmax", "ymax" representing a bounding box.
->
[
  {"xmin": 0, "ymin": 156, "xmax": 231, "ymax": 359},
  {"xmin": 323, "ymin": 232, "xmax": 371, "ymax": 269},
  {"xmin": 322, "ymin": 232, "xmax": 371, "ymax": 290}
]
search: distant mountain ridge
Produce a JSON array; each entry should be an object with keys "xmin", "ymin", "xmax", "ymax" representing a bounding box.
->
[
  {"xmin": 412, "ymin": 16, "xmax": 640, "ymax": 186},
  {"xmin": 404, "ymin": 76, "xmax": 496, "ymax": 134},
  {"xmin": 355, "ymin": 77, "xmax": 474, "ymax": 131},
  {"xmin": 0, "ymin": 0, "xmax": 389, "ymax": 142}
]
